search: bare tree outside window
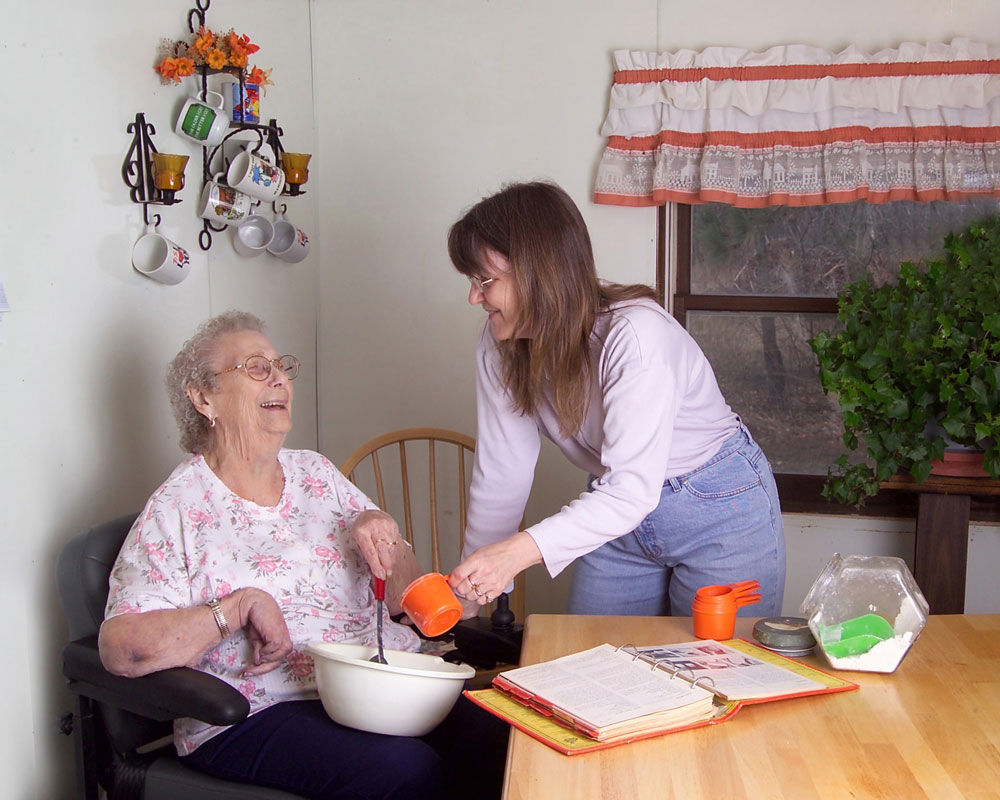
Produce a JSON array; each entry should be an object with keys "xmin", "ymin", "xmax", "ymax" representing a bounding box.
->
[{"xmin": 677, "ymin": 198, "xmax": 999, "ymax": 479}]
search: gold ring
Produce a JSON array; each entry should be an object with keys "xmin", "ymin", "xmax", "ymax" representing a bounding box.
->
[{"xmin": 484, "ymin": 592, "xmax": 491, "ymax": 603}]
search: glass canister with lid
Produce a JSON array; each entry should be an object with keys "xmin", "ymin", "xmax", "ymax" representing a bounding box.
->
[{"xmin": 799, "ymin": 553, "xmax": 929, "ymax": 673}]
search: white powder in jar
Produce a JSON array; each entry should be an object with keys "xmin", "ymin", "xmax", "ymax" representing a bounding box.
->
[
  {"xmin": 820, "ymin": 594, "xmax": 924, "ymax": 673},
  {"xmin": 823, "ymin": 631, "xmax": 913, "ymax": 673}
]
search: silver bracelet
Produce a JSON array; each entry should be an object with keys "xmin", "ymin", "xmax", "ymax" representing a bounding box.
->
[{"xmin": 207, "ymin": 598, "xmax": 231, "ymax": 639}]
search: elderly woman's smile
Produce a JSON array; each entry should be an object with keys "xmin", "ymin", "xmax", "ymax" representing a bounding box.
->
[{"xmin": 209, "ymin": 330, "xmax": 295, "ymax": 437}]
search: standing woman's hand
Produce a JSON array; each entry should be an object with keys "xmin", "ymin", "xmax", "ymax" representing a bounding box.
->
[
  {"xmin": 449, "ymin": 531, "xmax": 542, "ymax": 607},
  {"xmin": 351, "ymin": 509, "xmax": 405, "ymax": 580}
]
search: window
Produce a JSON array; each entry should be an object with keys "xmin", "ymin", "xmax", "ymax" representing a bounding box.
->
[{"xmin": 669, "ymin": 198, "xmax": 1000, "ymax": 514}]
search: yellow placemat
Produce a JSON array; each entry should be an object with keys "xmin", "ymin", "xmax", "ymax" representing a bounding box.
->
[{"xmin": 467, "ymin": 688, "xmax": 737, "ymax": 755}]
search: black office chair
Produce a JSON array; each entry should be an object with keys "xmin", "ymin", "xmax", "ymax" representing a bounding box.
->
[{"xmin": 57, "ymin": 513, "xmax": 304, "ymax": 800}]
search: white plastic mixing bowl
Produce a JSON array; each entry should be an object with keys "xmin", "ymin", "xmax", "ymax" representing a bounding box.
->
[{"xmin": 306, "ymin": 642, "xmax": 475, "ymax": 736}]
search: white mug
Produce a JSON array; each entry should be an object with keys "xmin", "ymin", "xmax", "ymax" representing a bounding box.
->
[
  {"xmin": 175, "ymin": 90, "xmax": 229, "ymax": 146},
  {"xmin": 267, "ymin": 214, "xmax": 311, "ymax": 263},
  {"xmin": 132, "ymin": 224, "xmax": 191, "ymax": 284},
  {"xmin": 227, "ymin": 145, "xmax": 286, "ymax": 201},
  {"xmin": 199, "ymin": 173, "xmax": 254, "ymax": 227},
  {"xmin": 232, "ymin": 214, "xmax": 275, "ymax": 258}
]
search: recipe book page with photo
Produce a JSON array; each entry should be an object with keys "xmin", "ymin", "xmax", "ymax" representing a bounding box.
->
[
  {"xmin": 632, "ymin": 640, "xmax": 833, "ymax": 702},
  {"xmin": 489, "ymin": 642, "xmax": 718, "ymax": 742},
  {"xmin": 469, "ymin": 638, "xmax": 858, "ymax": 755}
]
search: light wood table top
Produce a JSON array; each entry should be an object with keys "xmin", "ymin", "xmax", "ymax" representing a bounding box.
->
[{"xmin": 501, "ymin": 614, "xmax": 1000, "ymax": 800}]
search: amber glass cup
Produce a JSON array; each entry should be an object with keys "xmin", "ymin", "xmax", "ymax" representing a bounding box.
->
[
  {"xmin": 151, "ymin": 153, "xmax": 190, "ymax": 192},
  {"xmin": 280, "ymin": 152, "xmax": 312, "ymax": 185}
]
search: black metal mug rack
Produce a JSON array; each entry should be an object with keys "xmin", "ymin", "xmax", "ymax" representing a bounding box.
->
[
  {"xmin": 124, "ymin": 0, "xmax": 308, "ymax": 251},
  {"xmin": 196, "ymin": 113, "xmax": 302, "ymax": 251},
  {"xmin": 192, "ymin": 65, "xmax": 305, "ymax": 250},
  {"xmin": 122, "ymin": 113, "xmax": 182, "ymax": 228}
]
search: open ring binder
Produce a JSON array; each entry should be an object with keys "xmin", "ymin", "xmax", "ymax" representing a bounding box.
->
[{"xmin": 470, "ymin": 639, "xmax": 859, "ymax": 754}]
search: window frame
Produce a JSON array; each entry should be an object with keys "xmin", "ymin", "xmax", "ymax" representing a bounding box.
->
[{"xmin": 663, "ymin": 203, "xmax": 999, "ymax": 521}]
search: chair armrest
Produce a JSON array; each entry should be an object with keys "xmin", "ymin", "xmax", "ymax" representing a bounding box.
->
[{"xmin": 62, "ymin": 635, "xmax": 250, "ymax": 725}]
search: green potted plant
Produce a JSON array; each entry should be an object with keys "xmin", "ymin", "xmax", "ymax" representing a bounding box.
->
[{"xmin": 809, "ymin": 216, "xmax": 1000, "ymax": 506}]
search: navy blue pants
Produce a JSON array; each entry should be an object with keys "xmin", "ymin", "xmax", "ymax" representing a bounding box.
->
[{"xmin": 181, "ymin": 695, "xmax": 507, "ymax": 800}]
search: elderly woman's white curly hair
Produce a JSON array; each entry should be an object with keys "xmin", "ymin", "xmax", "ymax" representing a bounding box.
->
[{"xmin": 166, "ymin": 310, "xmax": 266, "ymax": 454}]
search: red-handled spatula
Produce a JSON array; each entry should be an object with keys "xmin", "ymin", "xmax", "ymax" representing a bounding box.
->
[{"xmin": 369, "ymin": 577, "xmax": 388, "ymax": 664}]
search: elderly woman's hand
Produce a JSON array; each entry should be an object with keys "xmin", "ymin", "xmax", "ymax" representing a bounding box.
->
[
  {"xmin": 351, "ymin": 509, "xmax": 406, "ymax": 581},
  {"xmin": 237, "ymin": 588, "xmax": 293, "ymax": 677}
]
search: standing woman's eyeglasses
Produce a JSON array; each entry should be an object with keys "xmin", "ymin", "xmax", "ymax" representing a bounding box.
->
[
  {"xmin": 215, "ymin": 355, "xmax": 300, "ymax": 381},
  {"xmin": 468, "ymin": 274, "xmax": 504, "ymax": 292}
]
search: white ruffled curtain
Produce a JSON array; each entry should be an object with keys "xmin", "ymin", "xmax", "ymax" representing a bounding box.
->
[{"xmin": 594, "ymin": 39, "xmax": 1000, "ymax": 207}]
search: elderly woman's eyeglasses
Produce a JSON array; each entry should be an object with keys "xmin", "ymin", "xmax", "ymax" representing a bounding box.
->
[{"xmin": 216, "ymin": 355, "xmax": 300, "ymax": 381}]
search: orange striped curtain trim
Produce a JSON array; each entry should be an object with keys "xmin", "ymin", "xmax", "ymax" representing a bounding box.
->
[
  {"xmin": 594, "ymin": 39, "xmax": 1000, "ymax": 208},
  {"xmin": 605, "ymin": 126, "xmax": 1000, "ymax": 151},
  {"xmin": 613, "ymin": 60, "xmax": 1000, "ymax": 85}
]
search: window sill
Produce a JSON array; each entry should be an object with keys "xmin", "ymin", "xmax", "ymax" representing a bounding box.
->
[{"xmin": 774, "ymin": 474, "xmax": 1000, "ymax": 523}]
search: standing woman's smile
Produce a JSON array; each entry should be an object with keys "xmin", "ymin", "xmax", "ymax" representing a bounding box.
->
[{"xmin": 467, "ymin": 249, "xmax": 520, "ymax": 341}]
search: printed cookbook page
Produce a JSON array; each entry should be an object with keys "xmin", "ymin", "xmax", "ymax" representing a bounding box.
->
[
  {"xmin": 635, "ymin": 641, "xmax": 825, "ymax": 700},
  {"xmin": 498, "ymin": 643, "xmax": 713, "ymax": 729}
]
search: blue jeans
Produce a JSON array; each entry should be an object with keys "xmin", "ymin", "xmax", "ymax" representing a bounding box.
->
[{"xmin": 568, "ymin": 425, "xmax": 785, "ymax": 618}]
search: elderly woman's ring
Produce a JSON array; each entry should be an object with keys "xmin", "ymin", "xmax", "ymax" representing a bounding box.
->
[
  {"xmin": 471, "ymin": 582, "xmax": 482, "ymax": 596},
  {"xmin": 484, "ymin": 592, "xmax": 492, "ymax": 603}
]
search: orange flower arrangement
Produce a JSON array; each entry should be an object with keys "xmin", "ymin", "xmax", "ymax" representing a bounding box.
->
[{"xmin": 154, "ymin": 26, "xmax": 274, "ymax": 94}]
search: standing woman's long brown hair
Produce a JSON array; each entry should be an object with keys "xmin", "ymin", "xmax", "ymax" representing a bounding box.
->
[{"xmin": 449, "ymin": 181, "xmax": 654, "ymax": 436}]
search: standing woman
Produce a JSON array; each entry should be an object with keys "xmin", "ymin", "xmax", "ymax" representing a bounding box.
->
[{"xmin": 446, "ymin": 181, "xmax": 785, "ymax": 618}]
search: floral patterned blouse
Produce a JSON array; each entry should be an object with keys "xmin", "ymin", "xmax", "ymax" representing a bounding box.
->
[{"xmin": 105, "ymin": 448, "xmax": 420, "ymax": 755}]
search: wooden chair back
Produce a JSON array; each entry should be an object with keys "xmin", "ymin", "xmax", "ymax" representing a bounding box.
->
[{"xmin": 340, "ymin": 427, "xmax": 525, "ymax": 620}]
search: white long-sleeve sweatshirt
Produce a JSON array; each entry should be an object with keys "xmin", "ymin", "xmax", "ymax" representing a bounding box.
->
[{"xmin": 464, "ymin": 297, "xmax": 739, "ymax": 577}]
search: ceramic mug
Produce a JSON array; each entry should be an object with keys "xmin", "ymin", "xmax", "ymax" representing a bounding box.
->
[
  {"xmin": 131, "ymin": 224, "xmax": 191, "ymax": 285},
  {"xmin": 222, "ymin": 81, "xmax": 261, "ymax": 124},
  {"xmin": 227, "ymin": 145, "xmax": 286, "ymax": 201},
  {"xmin": 267, "ymin": 214, "xmax": 310, "ymax": 263},
  {"xmin": 199, "ymin": 173, "xmax": 254, "ymax": 227},
  {"xmin": 400, "ymin": 573, "xmax": 463, "ymax": 637},
  {"xmin": 232, "ymin": 214, "xmax": 275, "ymax": 258},
  {"xmin": 175, "ymin": 90, "xmax": 229, "ymax": 146}
]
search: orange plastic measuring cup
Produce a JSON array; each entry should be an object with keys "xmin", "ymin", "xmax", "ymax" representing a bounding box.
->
[
  {"xmin": 692, "ymin": 585, "xmax": 738, "ymax": 639},
  {"xmin": 400, "ymin": 572, "xmax": 463, "ymax": 637}
]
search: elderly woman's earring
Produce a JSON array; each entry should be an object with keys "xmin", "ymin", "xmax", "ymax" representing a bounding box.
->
[{"xmin": 209, "ymin": 417, "xmax": 217, "ymax": 428}]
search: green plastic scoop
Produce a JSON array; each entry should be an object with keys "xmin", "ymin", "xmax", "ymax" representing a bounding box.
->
[{"xmin": 820, "ymin": 613, "xmax": 895, "ymax": 659}]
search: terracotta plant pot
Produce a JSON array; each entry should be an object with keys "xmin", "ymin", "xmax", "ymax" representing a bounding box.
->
[{"xmin": 929, "ymin": 450, "xmax": 988, "ymax": 478}]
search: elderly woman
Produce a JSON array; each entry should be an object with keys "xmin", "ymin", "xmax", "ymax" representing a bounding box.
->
[{"xmin": 99, "ymin": 311, "xmax": 506, "ymax": 800}]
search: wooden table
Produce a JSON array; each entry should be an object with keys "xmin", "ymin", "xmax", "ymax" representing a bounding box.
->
[{"xmin": 501, "ymin": 614, "xmax": 1000, "ymax": 800}]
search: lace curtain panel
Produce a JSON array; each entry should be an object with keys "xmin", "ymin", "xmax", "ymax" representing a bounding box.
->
[{"xmin": 593, "ymin": 39, "xmax": 1000, "ymax": 207}]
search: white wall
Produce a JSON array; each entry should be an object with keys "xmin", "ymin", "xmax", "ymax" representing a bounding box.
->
[
  {"xmin": 315, "ymin": 0, "xmax": 1000, "ymax": 621},
  {"xmin": 4, "ymin": 0, "xmax": 999, "ymax": 796},
  {"xmin": 0, "ymin": 1, "xmax": 316, "ymax": 795},
  {"xmin": 314, "ymin": 0, "xmax": 661, "ymax": 621}
]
